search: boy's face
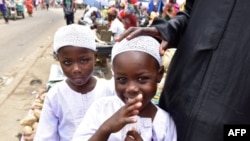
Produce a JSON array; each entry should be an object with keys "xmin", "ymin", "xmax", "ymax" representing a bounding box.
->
[
  {"xmin": 57, "ymin": 46, "xmax": 96, "ymax": 88},
  {"xmin": 112, "ymin": 51, "xmax": 163, "ymax": 113}
]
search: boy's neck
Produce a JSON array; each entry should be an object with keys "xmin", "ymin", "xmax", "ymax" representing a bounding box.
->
[
  {"xmin": 66, "ymin": 76, "xmax": 97, "ymax": 94},
  {"xmin": 138, "ymin": 102, "xmax": 157, "ymax": 120}
]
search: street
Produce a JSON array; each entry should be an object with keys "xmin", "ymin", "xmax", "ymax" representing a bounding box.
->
[
  {"xmin": 0, "ymin": 7, "xmax": 69, "ymax": 77},
  {"xmin": 0, "ymin": 7, "xmax": 84, "ymax": 140}
]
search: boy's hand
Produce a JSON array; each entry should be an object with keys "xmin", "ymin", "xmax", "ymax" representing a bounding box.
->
[
  {"xmin": 124, "ymin": 130, "xmax": 143, "ymax": 141},
  {"xmin": 100, "ymin": 94, "xmax": 143, "ymax": 133}
]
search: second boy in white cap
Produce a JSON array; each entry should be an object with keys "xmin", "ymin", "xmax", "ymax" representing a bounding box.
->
[
  {"xmin": 72, "ymin": 36, "xmax": 177, "ymax": 141},
  {"xmin": 34, "ymin": 24, "xmax": 114, "ymax": 141}
]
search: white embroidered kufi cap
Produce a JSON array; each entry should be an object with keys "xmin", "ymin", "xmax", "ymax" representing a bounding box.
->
[
  {"xmin": 112, "ymin": 36, "xmax": 162, "ymax": 66},
  {"xmin": 53, "ymin": 24, "xmax": 96, "ymax": 53}
]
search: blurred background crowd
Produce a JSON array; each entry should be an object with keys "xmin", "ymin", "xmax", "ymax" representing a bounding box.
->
[
  {"xmin": 76, "ymin": 0, "xmax": 186, "ymax": 43},
  {"xmin": 1, "ymin": 0, "xmax": 185, "ymax": 39}
]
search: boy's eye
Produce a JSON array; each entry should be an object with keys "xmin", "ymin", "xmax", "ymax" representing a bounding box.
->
[
  {"xmin": 63, "ymin": 60, "xmax": 72, "ymax": 65},
  {"xmin": 116, "ymin": 77, "xmax": 127, "ymax": 84},
  {"xmin": 138, "ymin": 77, "xmax": 149, "ymax": 83},
  {"xmin": 80, "ymin": 59, "xmax": 89, "ymax": 64}
]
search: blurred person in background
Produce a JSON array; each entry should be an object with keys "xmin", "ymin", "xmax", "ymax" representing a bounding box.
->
[
  {"xmin": 100, "ymin": 5, "xmax": 108, "ymax": 21},
  {"xmin": 0, "ymin": 0, "xmax": 9, "ymax": 23},
  {"xmin": 26, "ymin": 0, "xmax": 33, "ymax": 16},
  {"xmin": 83, "ymin": 6, "xmax": 99, "ymax": 25},
  {"xmin": 107, "ymin": 7, "xmax": 125, "ymax": 41},
  {"xmin": 62, "ymin": 0, "xmax": 75, "ymax": 25},
  {"xmin": 162, "ymin": 0, "xmax": 180, "ymax": 21},
  {"xmin": 44, "ymin": 0, "xmax": 49, "ymax": 10},
  {"xmin": 118, "ymin": 1, "xmax": 137, "ymax": 29},
  {"xmin": 147, "ymin": 0, "xmax": 164, "ymax": 17},
  {"xmin": 33, "ymin": 0, "xmax": 38, "ymax": 10}
]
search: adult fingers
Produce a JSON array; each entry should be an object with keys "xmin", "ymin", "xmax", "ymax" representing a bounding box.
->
[
  {"xmin": 115, "ymin": 27, "xmax": 141, "ymax": 42},
  {"xmin": 115, "ymin": 26, "xmax": 160, "ymax": 42},
  {"xmin": 138, "ymin": 26, "xmax": 162, "ymax": 39},
  {"xmin": 160, "ymin": 40, "xmax": 169, "ymax": 56}
]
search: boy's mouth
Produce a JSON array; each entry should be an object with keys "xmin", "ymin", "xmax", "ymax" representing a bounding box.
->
[{"xmin": 125, "ymin": 93, "xmax": 142, "ymax": 103}]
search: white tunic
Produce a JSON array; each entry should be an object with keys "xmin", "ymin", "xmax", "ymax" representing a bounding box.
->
[
  {"xmin": 108, "ymin": 18, "xmax": 125, "ymax": 40},
  {"xmin": 72, "ymin": 96, "xmax": 177, "ymax": 141},
  {"xmin": 34, "ymin": 78, "xmax": 115, "ymax": 141}
]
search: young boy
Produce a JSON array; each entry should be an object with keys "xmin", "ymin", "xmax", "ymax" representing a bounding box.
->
[
  {"xmin": 34, "ymin": 24, "xmax": 114, "ymax": 141},
  {"xmin": 72, "ymin": 36, "xmax": 177, "ymax": 141}
]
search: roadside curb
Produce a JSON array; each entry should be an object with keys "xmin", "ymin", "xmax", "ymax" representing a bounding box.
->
[{"xmin": 0, "ymin": 42, "xmax": 52, "ymax": 106}]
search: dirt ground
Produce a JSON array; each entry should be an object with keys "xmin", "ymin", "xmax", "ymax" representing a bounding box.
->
[
  {"xmin": 0, "ymin": 40, "xmax": 112, "ymax": 140},
  {"xmin": 0, "ymin": 42, "xmax": 54, "ymax": 140}
]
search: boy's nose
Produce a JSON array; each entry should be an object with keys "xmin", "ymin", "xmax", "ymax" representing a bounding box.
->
[
  {"xmin": 126, "ymin": 81, "xmax": 139, "ymax": 96},
  {"xmin": 72, "ymin": 63, "xmax": 81, "ymax": 73}
]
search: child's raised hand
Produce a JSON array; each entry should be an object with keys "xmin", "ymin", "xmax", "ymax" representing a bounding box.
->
[
  {"xmin": 101, "ymin": 94, "xmax": 143, "ymax": 133},
  {"xmin": 89, "ymin": 94, "xmax": 143, "ymax": 141}
]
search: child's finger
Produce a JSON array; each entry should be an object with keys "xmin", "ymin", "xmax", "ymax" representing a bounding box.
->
[
  {"xmin": 127, "ymin": 94, "xmax": 143, "ymax": 104},
  {"xmin": 126, "ymin": 94, "xmax": 143, "ymax": 110},
  {"xmin": 126, "ymin": 102, "xmax": 142, "ymax": 117},
  {"xmin": 125, "ymin": 130, "xmax": 143, "ymax": 141}
]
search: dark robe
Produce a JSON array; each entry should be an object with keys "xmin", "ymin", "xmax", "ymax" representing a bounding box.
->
[{"xmin": 153, "ymin": 0, "xmax": 250, "ymax": 141}]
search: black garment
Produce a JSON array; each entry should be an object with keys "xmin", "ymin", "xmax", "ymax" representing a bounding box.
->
[
  {"xmin": 153, "ymin": 0, "xmax": 250, "ymax": 141},
  {"xmin": 45, "ymin": 3, "xmax": 49, "ymax": 10},
  {"xmin": 65, "ymin": 12, "xmax": 74, "ymax": 25},
  {"xmin": 0, "ymin": 8, "xmax": 9, "ymax": 23}
]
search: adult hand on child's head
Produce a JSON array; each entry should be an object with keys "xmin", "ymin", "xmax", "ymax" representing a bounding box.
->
[
  {"xmin": 115, "ymin": 27, "xmax": 169, "ymax": 56},
  {"xmin": 124, "ymin": 130, "xmax": 143, "ymax": 141},
  {"xmin": 115, "ymin": 27, "xmax": 160, "ymax": 41}
]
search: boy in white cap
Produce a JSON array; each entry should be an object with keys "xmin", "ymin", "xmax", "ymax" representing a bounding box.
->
[
  {"xmin": 34, "ymin": 24, "xmax": 114, "ymax": 141},
  {"xmin": 72, "ymin": 36, "xmax": 177, "ymax": 141}
]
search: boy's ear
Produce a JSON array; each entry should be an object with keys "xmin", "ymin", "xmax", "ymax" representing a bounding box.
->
[
  {"xmin": 157, "ymin": 66, "xmax": 165, "ymax": 83},
  {"xmin": 53, "ymin": 51, "xmax": 59, "ymax": 61}
]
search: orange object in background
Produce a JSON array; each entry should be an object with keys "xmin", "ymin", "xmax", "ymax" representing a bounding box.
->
[{"xmin": 25, "ymin": 0, "xmax": 33, "ymax": 16}]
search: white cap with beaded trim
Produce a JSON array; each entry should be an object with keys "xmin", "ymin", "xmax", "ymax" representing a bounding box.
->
[
  {"xmin": 53, "ymin": 24, "xmax": 96, "ymax": 53},
  {"xmin": 111, "ymin": 36, "xmax": 162, "ymax": 66}
]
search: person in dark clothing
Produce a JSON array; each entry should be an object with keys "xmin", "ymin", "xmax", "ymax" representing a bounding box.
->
[
  {"xmin": 44, "ymin": 0, "xmax": 49, "ymax": 10},
  {"xmin": 115, "ymin": 0, "xmax": 250, "ymax": 141},
  {"xmin": 62, "ymin": 0, "xmax": 75, "ymax": 25}
]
